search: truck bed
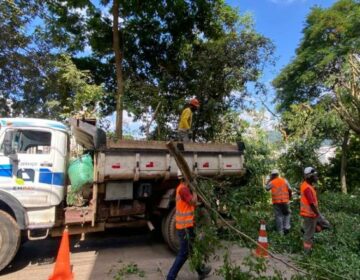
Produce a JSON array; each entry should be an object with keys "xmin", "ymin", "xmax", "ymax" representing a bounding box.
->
[
  {"xmin": 70, "ymin": 118, "xmax": 245, "ymax": 182},
  {"xmin": 97, "ymin": 140, "xmax": 245, "ymax": 182}
]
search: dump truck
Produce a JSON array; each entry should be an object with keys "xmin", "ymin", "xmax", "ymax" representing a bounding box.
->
[{"xmin": 0, "ymin": 117, "xmax": 245, "ymax": 271}]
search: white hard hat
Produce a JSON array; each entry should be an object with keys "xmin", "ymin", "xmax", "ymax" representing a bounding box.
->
[
  {"xmin": 304, "ymin": 167, "xmax": 317, "ymax": 178},
  {"xmin": 271, "ymin": 169, "xmax": 279, "ymax": 175}
]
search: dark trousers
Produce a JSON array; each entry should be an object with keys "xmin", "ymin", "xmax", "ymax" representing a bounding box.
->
[{"xmin": 167, "ymin": 227, "xmax": 201, "ymax": 280}]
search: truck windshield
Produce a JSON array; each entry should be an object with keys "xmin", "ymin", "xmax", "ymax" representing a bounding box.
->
[{"xmin": 0, "ymin": 129, "xmax": 51, "ymax": 154}]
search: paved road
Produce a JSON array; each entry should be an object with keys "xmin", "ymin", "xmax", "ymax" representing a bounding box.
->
[{"xmin": 0, "ymin": 228, "xmax": 296, "ymax": 280}]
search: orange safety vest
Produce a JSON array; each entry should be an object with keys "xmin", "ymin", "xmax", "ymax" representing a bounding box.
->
[
  {"xmin": 175, "ymin": 182, "xmax": 195, "ymax": 230},
  {"xmin": 300, "ymin": 181, "xmax": 318, "ymax": 218},
  {"xmin": 269, "ymin": 177, "xmax": 290, "ymax": 204}
]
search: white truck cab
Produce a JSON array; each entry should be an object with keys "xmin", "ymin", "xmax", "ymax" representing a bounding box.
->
[{"xmin": 0, "ymin": 118, "xmax": 68, "ymax": 230}]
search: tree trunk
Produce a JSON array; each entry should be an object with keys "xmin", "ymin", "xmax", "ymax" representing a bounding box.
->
[
  {"xmin": 112, "ymin": 0, "xmax": 123, "ymax": 139},
  {"xmin": 340, "ymin": 130, "xmax": 350, "ymax": 194}
]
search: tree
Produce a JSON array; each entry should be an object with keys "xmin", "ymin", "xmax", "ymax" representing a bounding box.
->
[
  {"xmin": 0, "ymin": 0, "xmax": 44, "ymax": 115},
  {"xmin": 46, "ymin": 54, "xmax": 105, "ymax": 119},
  {"xmin": 273, "ymin": 0, "xmax": 360, "ymax": 112},
  {"xmin": 329, "ymin": 133, "xmax": 360, "ymax": 193},
  {"xmin": 333, "ymin": 54, "xmax": 360, "ymax": 136},
  {"xmin": 111, "ymin": 0, "xmax": 124, "ymax": 138},
  {"xmin": 19, "ymin": 54, "xmax": 104, "ymax": 120},
  {"xmin": 277, "ymin": 100, "xmax": 346, "ymax": 187},
  {"xmin": 42, "ymin": 0, "xmax": 273, "ymax": 140},
  {"xmin": 273, "ymin": 0, "xmax": 360, "ymax": 193}
]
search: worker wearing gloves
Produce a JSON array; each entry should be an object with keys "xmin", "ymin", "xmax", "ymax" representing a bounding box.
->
[
  {"xmin": 167, "ymin": 178, "xmax": 211, "ymax": 280},
  {"xmin": 178, "ymin": 98, "xmax": 200, "ymax": 142},
  {"xmin": 300, "ymin": 167, "xmax": 330, "ymax": 254},
  {"xmin": 266, "ymin": 169, "xmax": 292, "ymax": 235}
]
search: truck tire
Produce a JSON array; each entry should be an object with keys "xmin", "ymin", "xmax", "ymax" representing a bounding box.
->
[
  {"xmin": 161, "ymin": 215, "xmax": 169, "ymax": 245},
  {"xmin": 0, "ymin": 210, "xmax": 21, "ymax": 271},
  {"xmin": 162, "ymin": 207, "xmax": 179, "ymax": 253}
]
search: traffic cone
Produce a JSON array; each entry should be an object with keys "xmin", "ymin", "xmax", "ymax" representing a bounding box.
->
[
  {"xmin": 253, "ymin": 220, "xmax": 269, "ymax": 258},
  {"xmin": 48, "ymin": 227, "xmax": 73, "ymax": 280}
]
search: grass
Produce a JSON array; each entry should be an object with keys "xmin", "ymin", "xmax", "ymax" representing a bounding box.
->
[{"xmin": 112, "ymin": 262, "xmax": 145, "ymax": 280}]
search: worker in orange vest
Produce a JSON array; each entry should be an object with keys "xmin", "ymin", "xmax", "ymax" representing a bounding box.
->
[
  {"xmin": 300, "ymin": 167, "xmax": 330, "ymax": 253},
  {"xmin": 167, "ymin": 178, "xmax": 211, "ymax": 280},
  {"xmin": 266, "ymin": 169, "xmax": 292, "ymax": 235},
  {"xmin": 177, "ymin": 98, "xmax": 200, "ymax": 142}
]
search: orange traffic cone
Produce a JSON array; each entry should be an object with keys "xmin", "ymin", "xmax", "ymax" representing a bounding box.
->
[
  {"xmin": 49, "ymin": 227, "xmax": 73, "ymax": 280},
  {"xmin": 253, "ymin": 220, "xmax": 269, "ymax": 258}
]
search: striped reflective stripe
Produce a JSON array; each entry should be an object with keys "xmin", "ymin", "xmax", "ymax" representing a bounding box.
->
[
  {"xmin": 272, "ymin": 184, "xmax": 289, "ymax": 203},
  {"xmin": 258, "ymin": 236, "xmax": 268, "ymax": 243},
  {"xmin": 176, "ymin": 211, "xmax": 194, "ymax": 217},
  {"xmin": 176, "ymin": 220, "xmax": 194, "ymax": 224},
  {"xmin": 175, "ymin": 183, "xmax": 194, "ymax": 229},
  {"xmin": 260, "ymin": 224, "xmax": 266, "ymax": 231}
]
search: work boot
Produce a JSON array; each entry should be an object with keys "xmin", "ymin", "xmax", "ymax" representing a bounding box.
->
[
  {"xmin": 198, "ymin": 265, "xmax": 212, "ymax": 280},
  {"xmin": 284, "ymin": 229, "xmax": 290, "ymax": 235}
]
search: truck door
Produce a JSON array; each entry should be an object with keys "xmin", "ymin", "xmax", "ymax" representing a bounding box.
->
[{"xmin": 0, "ymin": 128, "xmax": 56, "ymax": 208}]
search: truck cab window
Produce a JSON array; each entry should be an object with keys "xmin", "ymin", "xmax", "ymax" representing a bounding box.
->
[{"xmin": 0, "ymin": 130, "xmax": 51, "ymax": 155}]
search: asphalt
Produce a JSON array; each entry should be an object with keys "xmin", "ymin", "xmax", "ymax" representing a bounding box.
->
[{"xmin": 0, "ymin": 228, "xmax": 297, "ymax": 280}]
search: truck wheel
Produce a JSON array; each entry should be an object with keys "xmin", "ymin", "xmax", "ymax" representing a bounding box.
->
[
  {"xmin": 161, "ymin": 215, "xmax": 169, "ymax": 245},
  {"xmin": 162, "ymin": 207, "xmax": 179, "ymax": 253},
  {"xmin": 0, "ymin": 210, "xmax": 21, "ymax": 271}
]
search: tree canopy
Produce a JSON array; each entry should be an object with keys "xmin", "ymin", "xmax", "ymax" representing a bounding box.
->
[
  {"xmin": 273, "ymin": 0, "xmax": 360, "ymax": 112},
  {"xmin": 39, "ymin": 0, "xmax": 273, "ymax": 140},
  {"xmin": 273, "ymin": 0, "xmax": 360, "ymax": 193},
  {"xmin": 0, "ymin": 0, "xmax": 44, "ymax": 115}
]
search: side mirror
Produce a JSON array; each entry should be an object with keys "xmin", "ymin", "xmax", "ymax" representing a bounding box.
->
[{"xmin": 3, "ymin": 132, "xmax": 14, "ymax": 156}]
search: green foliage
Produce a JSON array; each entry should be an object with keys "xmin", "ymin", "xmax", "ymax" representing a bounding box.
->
[
  {"xmin": 42, "ymin": 0, "xmax": 273, "ymax": 140},
  {"xmin": 214, "ymin": 109, "xmax": 277, "ymax": 192},
  {"xmin": 221, "ymin": 189, "xmax": 360, "ymax": 279},
  {"xmin": 296, "ymin": 192, "xmax": 360, "ymax": 280},
  {"xmin": 217, "ymin": 253, "xmax": 268, "ymax": 279},
  {"xmin": 193, "ymin": 146, "xmax": 359, "ymax": 279},
  {"xmin": 0, "ymin": 0, "xmax": 46, "ymax": 115},
  {"xmin": 1, "ymin": 0, "xmax": 274, "ymax": 136},
  {"xmin": 273, "ymin": 0, "xmax": 360, "ymax": 112},
  {"xmin": 213, "ymin": 111, "xmax": 247, "ymax": 143},
  {"xmin": 332, "ymin": 54, "xmax": 360, "ymax": 136},
  {"xmin": 327, "ymin": 134, "xmax": 360, "ymax": 193},
  {"xmin": 113, "ymin": 262, "xmax": 145, "ymax": 280},
  {"xmin": 277, "ymin": 100, "xmax": 346, "ymax": 186},
  {"xmin": 265, "ymin": 192, "xmax": 360, "ymax": 280},
  {"xmin": 190, "ymin": 206, "xmax": 221, "ymax": 272},
  {"xmin": 45, "ymin": 54, "xmax": 105, "ymax": 119}
]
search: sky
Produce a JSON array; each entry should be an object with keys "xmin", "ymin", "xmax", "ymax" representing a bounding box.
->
[
  {"xmin": 226, "ymin": 0, "xmax": 337, "ymax": 82},
  {"xmin": 217, "ymin": 0, "xmax": 338, "ymax": 132}
]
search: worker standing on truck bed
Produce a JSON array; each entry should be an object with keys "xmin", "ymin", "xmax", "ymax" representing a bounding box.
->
[
  {"xmin": 178, "ymin": 98, "xmax": 200, "ymax": 142},
  {"xmin": 266, "ymin": 169, "xmax": 292, "ymax": 235},
  {"xmin": 167, "ymin": 178, "xmax": 211, "ymax": 280}
]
